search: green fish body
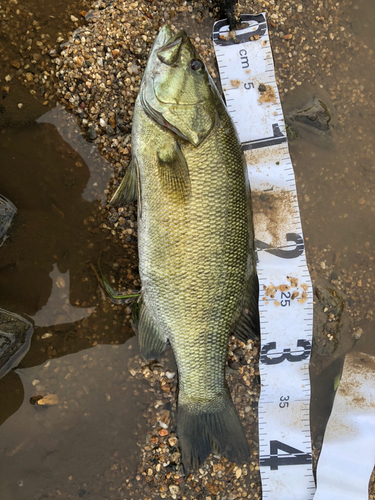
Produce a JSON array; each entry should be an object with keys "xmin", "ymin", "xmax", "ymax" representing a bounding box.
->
[{"xmin": 112, "ymin": 25, "xmax": 259, "ymax": 471}]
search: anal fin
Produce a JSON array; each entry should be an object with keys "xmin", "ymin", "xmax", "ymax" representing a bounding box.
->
[
  {"xmin": 137, "ymin": 303, "xmax": 167, "ymax": 361},
  {"xmin": 232, "ymin": 271, "xmax": 260, "ymax": 342}
]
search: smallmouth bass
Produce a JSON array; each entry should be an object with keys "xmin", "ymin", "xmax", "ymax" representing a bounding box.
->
[{"xmin": 111, "ymin": 25, "xmax": 260, "ymax": 471}]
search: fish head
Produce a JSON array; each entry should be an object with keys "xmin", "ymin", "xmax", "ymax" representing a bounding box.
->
[{"xmin": 140, "ymin": 26, "xmax": 217, "ymax": 146}]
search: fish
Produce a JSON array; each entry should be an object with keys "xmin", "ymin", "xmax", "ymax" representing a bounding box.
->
[{"xmin": 111, "ymin": 25, "xmax": 260, "ymax": 472}]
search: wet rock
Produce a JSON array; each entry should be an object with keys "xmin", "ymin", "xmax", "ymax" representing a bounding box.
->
[
  {"xmin": 0, "ymin": 309, "xmax": 34, "ymax": 379},
  {"xmin": 0, "ymin": 195, "xmax": 16, "ymax": 242},
  {"xmin": 106, "ymin": 125, "xmax": 115, "ymax": 136},
  {"xmin": 36, "ymin": 394, "xmax": 59, "ymax": 406},
  {"xmin": 228, "ymin": 358, "xmax": 240, "ymax": 370},
  {"xmin": 283, "ymin": 83, "xmax": 337, "ymax": 148},
  {"xmin": 310, "ymin": 276, "xmax": 353, "ymax": 374},
  {"xmin": 258, "ymin": 83, "xmax": 266, "ymax": 92},
  {"xmin": 294, "ymin": 99, "xmax": 331, "ymax": 131},
  {"xmin": 87, "ymin": 124, "xmax": 96, "ymax": 141}
]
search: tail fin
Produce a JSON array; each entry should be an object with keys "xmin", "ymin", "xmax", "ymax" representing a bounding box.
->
[{"xmin": 177, "ymin": 391, "xmax": 250, "ymax": 473}]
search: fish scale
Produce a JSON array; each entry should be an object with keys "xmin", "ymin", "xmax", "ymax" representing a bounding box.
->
[{"xmin": 137, "ymin": 103, "xmax": 247, "ymax": 401}]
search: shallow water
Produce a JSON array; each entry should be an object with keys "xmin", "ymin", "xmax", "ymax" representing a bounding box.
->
[
  {"xmin": 0, "ymin": 0, "xmax": 374, "ymax": 498},
  {"xmin": 0, "ymin": 103, "xmax": 138, "ymax": 497}
]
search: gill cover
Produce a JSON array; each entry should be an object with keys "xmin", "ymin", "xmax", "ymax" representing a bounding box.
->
[{"xmin": 141, "ymin": 28, "xmax": 217, "ymax": 146}]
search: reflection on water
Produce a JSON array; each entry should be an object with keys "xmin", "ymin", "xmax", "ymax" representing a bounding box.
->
[
  {"xmin": 0, "ymin": 105, "xmax": 135, "ymax": 430},
  {"xmin": 287, "ymin": 0, "xmax": 375, "ymax": 446},
  {"xmin": 37, "ymin": 104, "xmax": 113, "ymax": 206},
  {"xmin": 31, "ymin": 264, "xmax": 95, "ymax": 327}
]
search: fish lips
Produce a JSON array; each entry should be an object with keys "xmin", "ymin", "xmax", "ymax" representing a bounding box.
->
[{"xmin": 144, "ymin": 24, "xmax": 173, "ymax": 75}]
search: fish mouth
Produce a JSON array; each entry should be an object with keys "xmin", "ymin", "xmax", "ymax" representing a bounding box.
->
[{"xmin": 147, "ymin": 25, "xmax": 174, "ymax": 66}]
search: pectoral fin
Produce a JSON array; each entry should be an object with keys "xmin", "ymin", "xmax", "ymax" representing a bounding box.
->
[
  {"xmin": 137, "ymin": 303, "xmax": 167, "ymax": 361},
  {"xmin": 157, "ymin": 141, "xmax": 191, "ymax": 201},
  {"xmin": 110, "ymin": 157, "xmax": 139, "ymax": 207}
]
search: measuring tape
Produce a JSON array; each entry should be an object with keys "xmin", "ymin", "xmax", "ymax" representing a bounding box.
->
[
  {"xmin": 314, "ymin": 350, "xmax": 375, "ymax": 500},
  {"xmin": 213, "ymin": 14, "xmax": 315, "ymax": 499}
]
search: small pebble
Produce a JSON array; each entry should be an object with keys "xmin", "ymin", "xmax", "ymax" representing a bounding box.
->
[
  {"xmin": 37, "ymin": 394, "xmax": 59, "ymax": 406},
  {"xmin": 41, "ymin": 332, "xmax": 53, "ymax": 339},
  {"xmin": 169, "ymin": 485, "xmax": 179, "ymax": 495}
]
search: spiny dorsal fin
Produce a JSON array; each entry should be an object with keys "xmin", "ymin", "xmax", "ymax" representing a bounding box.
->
[
  {"xmin": 110, "ymin": 157, "xmax": 139, "ymax": 207},
  {"xmin": 156, "ymin": 141, "xmax": 191, "ymax": 202}
]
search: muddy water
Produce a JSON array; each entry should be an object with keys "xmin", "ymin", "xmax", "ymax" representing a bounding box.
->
[
  {"xmin": 285, "ymin": 0, "xmax": 375, "ymax": 442},
  {"xmin": 0, "ymin": 108, "xmax": 140, "ymax": 498},
  {"xmin": 0, "ymin": 0, "xmax": 375, "ymax": 498}
]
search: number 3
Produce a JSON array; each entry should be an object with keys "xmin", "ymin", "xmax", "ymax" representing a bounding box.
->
[{"xmin": 260, "ymin": 339, "xmax": 311, "ymax": 365}]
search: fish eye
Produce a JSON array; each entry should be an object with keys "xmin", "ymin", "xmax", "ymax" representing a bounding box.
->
[{"xmin": 190, "ymin": 59, "xmax": 203, "ymax": 71}]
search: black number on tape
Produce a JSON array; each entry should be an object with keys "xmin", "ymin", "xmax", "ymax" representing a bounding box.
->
[
  {"xmin": 281, "ymin": 291, "xmax": 291, "ymax": 307},
  {"xmin": 260, "ymin": 339, "xmax": 311, "ymax": 365},
  {"xmin": 279, "ymin": 395, "xmax": 290, "ymax": 408},
  {"xmin": 255, "ymin": 233, "xmax": 304, "ymax": 259},
  {"xmin": 244, "ymin": 82, "xmax": 255, "ymax": 90},
  {"xmin": 260, "ymin": 441, "xmax": 312, "ymax": 470}
]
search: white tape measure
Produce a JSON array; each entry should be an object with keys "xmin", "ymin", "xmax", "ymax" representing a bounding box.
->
[
  {"xmin": 213, "ymin": 14, "xmax": 315, "ymax": 499},
  {"xmin": 314, "ymin": 350, "xmax": 375, "ymax": 500}
]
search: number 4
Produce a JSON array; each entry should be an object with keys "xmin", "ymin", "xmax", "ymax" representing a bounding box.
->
[{"xmin": 260, "ymin": 441, "xmax": 312, "ymax": 470}]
